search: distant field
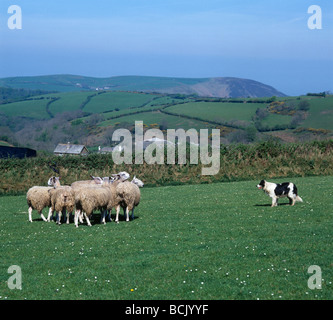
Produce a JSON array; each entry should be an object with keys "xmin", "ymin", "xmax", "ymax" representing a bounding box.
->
[
  {"xmin": 99, "ymin": 110, "xmax": 216, "ymax": 130},
  {"xmin": 165, "ymin": 101, "xmax": 266, "ymax": 123},
  {"xmin": 0, "ymin": 176, "xmax": 332, "ymax": 300},
  {"xmin": 302, "ymin": 97, "xmax": 333, "ymax": 130},
  {"xmin": 48, "ymin": 91, "xmax": 93, "ymax": 115},
  {"xmin": 0, "ymin": 99, "xmax": 50, "ymax": 119},
  {"xmin": 83, "ymin": 92, "xmax": 159, "ymax": 113},
  {"xmin": 0, "ymin": 90, "xmax": 332, "ymax": 142}
]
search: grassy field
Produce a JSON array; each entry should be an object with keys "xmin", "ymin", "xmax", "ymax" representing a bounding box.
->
[
  {"xmin": 165, "ymin": 101, "xmax": 266, "ymax": 123},
  {"xmin": 99, "ymin": 110, "xmax": 216, "ymax": 130},
  {"xmin": 83, "ymin": 92, "xmax": 160, "ymax": 113},
  {"xmin": 0, "ymin": 176, "xmax": 332, "ymax": 300},
  {"xmin": 1, "ymin": 90, "xmax": 332, "ymax": 137}
]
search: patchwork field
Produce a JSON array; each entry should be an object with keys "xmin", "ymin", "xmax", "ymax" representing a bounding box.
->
[{"xmin": 0, "ymin": 176, "xmax": 332, "ymax": 300}]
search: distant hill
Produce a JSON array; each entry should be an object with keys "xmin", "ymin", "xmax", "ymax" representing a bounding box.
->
[{"xmin": 0, "ymin": 74, "xmax": 286, "ymax": 98}]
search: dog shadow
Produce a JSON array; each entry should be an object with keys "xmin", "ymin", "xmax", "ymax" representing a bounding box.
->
[{"xmin": 254, "ymin": 203, "xmax": 290, "ymax": 207}]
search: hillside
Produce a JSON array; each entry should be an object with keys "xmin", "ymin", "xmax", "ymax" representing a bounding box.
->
[
  {"xmin": 0, "ymin": 87, "xmax": 332, "ymax": 152},
  {"xmin": 0, "ymin": 74, "xmax": 286, "ymax": 98}
]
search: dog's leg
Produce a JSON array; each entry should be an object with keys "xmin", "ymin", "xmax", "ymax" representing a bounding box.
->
[{"xmin": 271, "ymin": 197, "xmax": 278, "ymax": 207}]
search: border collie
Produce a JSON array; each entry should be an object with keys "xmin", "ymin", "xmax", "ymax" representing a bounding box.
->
[{"xmin": 257, "ymin": 180, "xmax": 303, "ymax": 207}]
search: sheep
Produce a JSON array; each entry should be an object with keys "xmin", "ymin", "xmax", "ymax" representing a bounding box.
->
[
  {"xmin": 115, "ymin": 176, "xmax": 144, "ymax": 223},
  {"xmin": 71, "ymin": 172, "xmax": 130, "ymax": 227},
  {"xmin": 70, "ymin": 176, "xmax": 103, "ymax": 189},
  {"xmin": 100, "ymin": 175, "xmax": 127, "ymax": 224},
  {"xmin": 74, "ymin": 185, "xmax": 112, "ymax": 228},
  {"xmin": 26, "ymin": 176, "xmax": 60, "ymax": 222},
  {"xmin": 48, "ymin": 186, "xmax": 75, "ymax": 225}
]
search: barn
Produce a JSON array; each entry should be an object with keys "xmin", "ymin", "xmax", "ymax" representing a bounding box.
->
[
  {"xmin": 0, "ymin": 146, "xmax": 37, "ymax": 159},
  {"xmin": 53, "ymin": 143, "xmax": 89, "ymax": 156}
]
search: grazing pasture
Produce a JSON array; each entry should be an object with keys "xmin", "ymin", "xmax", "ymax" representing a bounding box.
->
[{"xmin": 0, "ymin": 176, "xmax": 332, "ymax": 300}]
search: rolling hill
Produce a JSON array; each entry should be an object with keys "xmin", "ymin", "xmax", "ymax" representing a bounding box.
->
[{"xmin": 0, "ymin": 74, "xmax": 286, "ymax": 98}]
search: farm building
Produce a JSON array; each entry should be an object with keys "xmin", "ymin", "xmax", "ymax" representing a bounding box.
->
[
  {"xmin": 135, "ymin": 137, "xmax": 175, "ymax": 150},
  {"xmin": 53, "ymin": 143, "xmax": 89, "ymax": 156},
  {"xmin": 98, "ymin": 146, "xmax": 124, "ymax": 154},
  {"xmin": 0, "ymin": 146, "xmax": 37, "ymax": 159}
]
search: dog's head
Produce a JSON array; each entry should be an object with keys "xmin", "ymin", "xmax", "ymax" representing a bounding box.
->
[{"xmin": 257, "ymin": 180, "xmax": 266, "ymax": 190}]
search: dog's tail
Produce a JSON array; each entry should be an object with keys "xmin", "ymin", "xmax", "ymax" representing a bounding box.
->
[{"xmin": 296, "ymin": 196, "xmax": 303, "ymax": 202}]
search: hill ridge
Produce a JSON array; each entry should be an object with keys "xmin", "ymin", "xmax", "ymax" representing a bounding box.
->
[{"xmin": 0, "ymin": 74, "xmax": 286, "ymax": 98}]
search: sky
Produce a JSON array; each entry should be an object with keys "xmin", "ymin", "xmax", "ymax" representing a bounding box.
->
[{"xmin": 0, "ymin": 0, "xmax": 332, "ymax": 96}]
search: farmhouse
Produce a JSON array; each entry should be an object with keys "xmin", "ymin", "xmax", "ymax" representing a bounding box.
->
[
  {"xmin": 53, "ymin": 143, "xmax": 89, "ymax": 156},
  {"xmin": 0, "ymin": 146, "xmax": 37, "ymax": 159}
]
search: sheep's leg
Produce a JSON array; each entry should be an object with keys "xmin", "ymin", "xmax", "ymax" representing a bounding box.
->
[
  {"xmin": 65, "ymin": 209, "xmax": 70, "ymax": 224},
  {"xmin": 74, "ymin": 210, "xmax": 79, "ymax": 228},
  {"xmin": 57, "ymin": 211, "xmax": 62, "ymax": 225},
  {"xmin": 83, "ymin": 212, "xmax": 92, "ymax": 226},
  {"xmin": 28, "ymin": 207, "xmax": 33, "ymax": 222},
  {"xmin": 115, "ymin": 205, "xmax": 120, "ymax": 223},
  {"xmin": 107, "ymin": 209, "xmax": 112, "ymax": 222},
  {"xmin": 123, "ymin": 207, "xmax": 126, "ymax": 219},
  {"xmin": 78, "ymin": 211, "xmax": 84, "ymax": 223},
  {"xmin": 40, "ymin": 211, "xmax": 48, "ymax": 222},
  {"xmin": 68, "ymin": 211, "xmax": 73, "ymax": 223},
  {"xmin": 125, "ymin": 207, "xmax": 130, "ymax": 222},
  {"xmin": 47, "ymin": 207, "xmax": 53, "ymax": 222},
  {"xmin": 131, "ymin": 208, "xmax": 134, "ymax": 221},
  {"xmin": 100, "ymin": 209, "xmax": 106, "ymax": 224}
]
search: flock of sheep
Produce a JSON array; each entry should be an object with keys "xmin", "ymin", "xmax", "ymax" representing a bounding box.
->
[{"xmin": 26, "ymin": 172, "xmax": 144, "ymax": 228}]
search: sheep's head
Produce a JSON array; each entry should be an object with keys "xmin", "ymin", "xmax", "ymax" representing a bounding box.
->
[
  {"xmin": 111, "ymin": 172, "xmax": 130, "ymax": 182},
  {"xmin": 48, "ymin": 176, "xmax": 60, "ymax": 187},
  {"xmin": 132, "ymin": 176, "xmax": 144, "ymax": 187},
  {"xmin": 90, "ymin": 176, "xmax": 103, "ymax": 184},
  {"xmin": 118, "ymin": 171, "xmax": 130, "ymax": 180}
]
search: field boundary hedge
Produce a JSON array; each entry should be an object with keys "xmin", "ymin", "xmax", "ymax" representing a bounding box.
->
[{"xmin": 1, "ymin": 140, "xmax": 333, "ymax": 195}]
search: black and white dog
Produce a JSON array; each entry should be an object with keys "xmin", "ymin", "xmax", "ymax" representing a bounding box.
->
[{"xmin": 257, "ymin": 180, "xmax": 303, "ymax": 207}]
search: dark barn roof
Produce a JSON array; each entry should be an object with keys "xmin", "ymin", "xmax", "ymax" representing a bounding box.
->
[{"xmin": 0, "ymin": 146, "xmax": 37, "ymax": 159}]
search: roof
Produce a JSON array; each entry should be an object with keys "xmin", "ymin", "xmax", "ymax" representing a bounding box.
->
[
  {"xmin": 54, "ymin": 143, "xmax": 89, "ymax": 155},
  {"xmin": 0, "ymin": 146, "xmax": 37, "ymax": 159}
]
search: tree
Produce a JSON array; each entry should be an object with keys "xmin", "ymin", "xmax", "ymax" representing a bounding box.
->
[{"xmin": 298, "ymin": 100, "xmax": 310, "ymax": 111}]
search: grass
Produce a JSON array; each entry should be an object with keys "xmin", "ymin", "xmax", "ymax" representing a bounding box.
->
[
  {"xmin": 0, "ymin": 99, "xmax": 50, "ymax": 119},
  {"xmin": 165, "ymin": 102, "xmax": 266, "ymax": 123},
  {"xmin": 0, "ymin": 176, "xmax": 332, "ymax": 300},
  {"xmin": 83, "ymin": 92, "xmax": 159, "ymax": 113},
  {"xmin": 99, "ymin": 110, "xmax": 215, "ymax": 130}
]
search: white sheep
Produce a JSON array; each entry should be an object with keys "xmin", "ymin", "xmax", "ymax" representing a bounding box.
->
[
  {"xmin": 26, "ymin": 176, "xmax": 60, "ymax": 222},
  {"xmin": 48, "ymin": 186, "xmax": 75, "ymax": 225},
  {"xmin": 100, "ymin": 175, "xmax": 127, "ymax": 224},
  {"xmin": 73, "ymin": 185, "xmax": 112, "ymax": 228},
  {"xmin": 115, "ymin": 176, "xmax": 144, "ymax": 223},
  {"xmin": 70, "ymin": 176, "xmax": 103, "ymax": 189}
]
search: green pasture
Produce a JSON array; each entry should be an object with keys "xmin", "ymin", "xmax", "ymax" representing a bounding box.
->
[
  {"xmin": 99, "ymin": 110, "xmax": 215, "ymax": 130},
  {"xmin": 0, "ymin": 176, "xmax": 332, "ymax": 300},
  {"xmin": 83, "ymin": 92, "xmax": 159, "ymax": 113},
  {"xmin": 302, "ymin": 96, "xmax": 333, "ymax": 130},
  {"xmin": 47, "ymin": 92, "xmax": 93, "ymax": 115},
  {"xmin": 165, "ymin": 102, "xmax": 266, "ymax": 123},
  {"xmin": 1, "ymin": 89, "xmax": 332, "ymax": 134},
  {"xmin": 0, "ymin": 99, "xmax": 50, "ymax": 119}
]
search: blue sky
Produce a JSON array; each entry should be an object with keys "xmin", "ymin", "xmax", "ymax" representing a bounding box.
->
[{"xmin": 0, "ymin": 0, "xmax": 332, "ymax": 95}]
